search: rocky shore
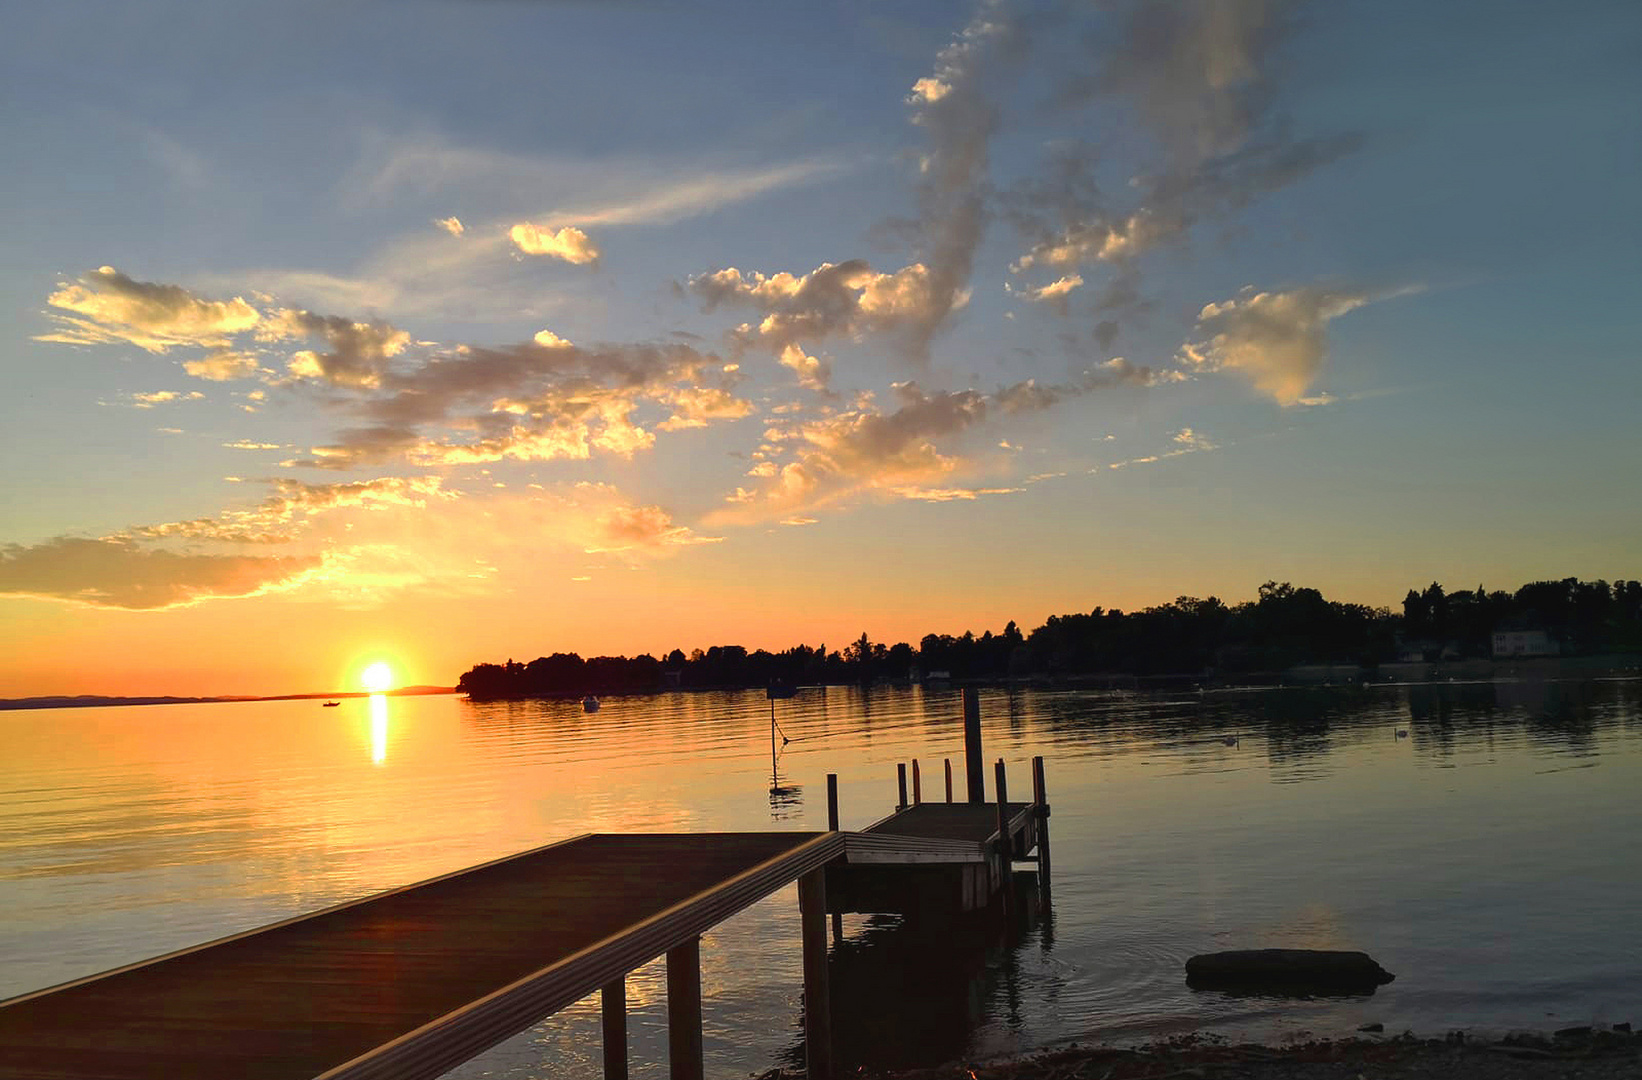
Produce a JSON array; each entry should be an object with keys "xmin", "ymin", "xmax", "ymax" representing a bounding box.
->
[{"xmin": 765, "ymin": 1027, "xmax": 1642, "ymax": 1080}]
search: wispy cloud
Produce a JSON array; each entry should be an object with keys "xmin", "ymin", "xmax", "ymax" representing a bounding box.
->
[
  {"xmin": 233, "ymin": 153, "xmax": 844, "ymax": 321},
  {"xmin": 0, "ymin": 536, "xmax": 322, "ymax": 610},
  {"xmin": 1178, "ymin": 284, "xmax": 1411, "ymax": 405},
  {"xmin": 685, "ymin": 260, "xmax": 958, "ymax": 363},
  {"xmin": 39, "ymin": 267, "xmax": 260, "ymax": 353},
  {"xmin": 259, "ymin": 308, "xmax": 412, "ymax": 389},
  {"xmin": 126, "ymin": 476, "xmax": 456, "ymax": 545},
  {"xmin": 1105, "ymin": 426, "xmax": 1221, "ymax": 470},
  {"xmin": 116, "ymin": 390, "xmax": 206, "ymax": 408},
  {"xmin": 1008, "ymin": 273, "xmax": 1084, "ymax": 314},
  {"xmin": 717, "ymin": 361, "xmax": 1169, "ymax": 520},
  {"xmin": 291, "ymin": 336, "xmax": 747, "ymax": 470},
  {"xmin": 1002, "ymin": 0, "xmax": 1361, "ymax": 342}
]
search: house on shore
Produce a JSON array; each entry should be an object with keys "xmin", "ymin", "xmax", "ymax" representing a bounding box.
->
[{"xmin": 1492, "ymin": 627, "xmax": 1558, "ymax": 658}]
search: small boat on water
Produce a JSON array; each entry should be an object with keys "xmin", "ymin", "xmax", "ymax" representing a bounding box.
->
[
  {"xmin": 322, "ymin": 701, "xmax": 341, "ymax": 707},
  {"xmin": 582, "ymin": 695, "xmax": 600, "ymax": 713}
]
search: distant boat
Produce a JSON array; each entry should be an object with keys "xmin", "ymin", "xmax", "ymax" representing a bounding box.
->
[
  {"xmin": 766, "ymin": 680, "xmax": 798, "ymax": 700},
  {"xmin": 322, "ymin": 701, "xmax": 341, "ymax": 708},
  {"xmin": 582, "ymin": 695, "xmax": 600, "ymax": 713}
]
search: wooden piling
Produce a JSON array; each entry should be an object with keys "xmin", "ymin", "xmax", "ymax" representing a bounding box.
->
[
  {"xmin": 897, "ymin": 763, "xmax": 908, "ymax": 810},
  {"xmin": 912, "ymin": 759, "xmax": 922, "ymax": 804},
  {"xmin": 798, "ymin": 869, "xmax": 835, "ymax": 1080},
  {"xmin": 994, "ymin": 759, "xmax": 1012, "ymax": 903},
  {"xmin": 944, "ymin": 758, "xmax": 953, "ymax": 802},
  {"xmin": 963, "ymin": 688, "xmax": 984, "ymax": 803},
  {"xmin": 1032, "ymin": 755, "xmax": 1052, "ymax": 895},
  {"xmin": 666, "ymin": 938, "xmax": 704, "ymax": 1080},
  {"xmin": 601, "ymin": 977, "xmax": 628, "ymax": 1080}
]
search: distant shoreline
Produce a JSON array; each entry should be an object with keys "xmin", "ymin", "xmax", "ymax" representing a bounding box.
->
[{"xmin": 0, "ymin": 686, "xmax": 456, "ymax": 712}]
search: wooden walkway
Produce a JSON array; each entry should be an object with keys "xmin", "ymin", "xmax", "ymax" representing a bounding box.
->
[{"xmin": 0, "ymin": 833, "xmax": 841, "ymax": 1080}]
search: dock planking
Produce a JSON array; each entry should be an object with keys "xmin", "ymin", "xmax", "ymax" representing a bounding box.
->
[
  {"xmin": 865, "ymin": 801, "xmax": 1032, "ymax": 844},
  {"xmin": 0, "ymin": 832, "xmax": 839, "ymax": 1080}
]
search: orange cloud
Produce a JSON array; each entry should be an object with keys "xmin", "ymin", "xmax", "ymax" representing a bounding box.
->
[
  {"xmin": 0, "ymin": 536, "xmax": 320, "ymax": 610},
  {"xmin": 39, "ymin": 267, "xmax": 260, "ymax": 353}
]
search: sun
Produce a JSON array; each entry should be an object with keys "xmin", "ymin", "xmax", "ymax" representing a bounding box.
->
[{"xmin": 360, "ymin": 662, "xmax": 395, "ymax": 693}]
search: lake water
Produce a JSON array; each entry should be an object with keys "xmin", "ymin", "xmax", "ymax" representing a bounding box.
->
[{"xmin": 2, "ymin": 680, "xmax": 1639, "ymax": 1076}]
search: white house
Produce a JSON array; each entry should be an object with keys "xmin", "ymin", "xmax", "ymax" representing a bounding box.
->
[{"xmin": 1492, "ymin": 629, "xmax": 1557, "ymax": 658}]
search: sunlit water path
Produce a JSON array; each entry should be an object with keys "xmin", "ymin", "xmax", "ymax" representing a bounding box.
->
[{"xmin": 2, "ymin": 681, "xmax": 1639, "ymax": 1076}]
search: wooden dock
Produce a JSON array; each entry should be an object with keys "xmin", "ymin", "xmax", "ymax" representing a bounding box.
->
[{"xmin": 0, "ymin": 721, "xmax": 1050, "ymax": 1080}]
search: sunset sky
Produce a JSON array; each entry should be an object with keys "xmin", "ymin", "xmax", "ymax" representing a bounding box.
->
[{"xmin": 3, "ymin": 0, "xmax": 1637, "ymax": 696}]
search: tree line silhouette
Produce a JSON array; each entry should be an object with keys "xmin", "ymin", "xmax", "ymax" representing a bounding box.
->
[{"xmin": 455, "ymin": 577, "xmax": 1642, "ymax": 700}]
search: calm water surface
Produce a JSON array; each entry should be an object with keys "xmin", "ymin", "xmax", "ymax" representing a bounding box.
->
[{"xmin": 2, "ymin": 681, "xmax": 1639, "ymax": 1076}]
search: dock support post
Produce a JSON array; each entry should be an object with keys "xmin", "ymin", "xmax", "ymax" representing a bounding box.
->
[
  {"xmin": 826, "ymin": 773, "xmax": 842, "ymax": 942},
  {"xmin": 798, "ymin": 869, "xmax": 835, "ymax": 1080},
  {"xmin": 897, "ymin": 763, "xmax": 908, "ymax": 810},
  {"xmin": 994, "ymin": 759, "xmax": 1013, "ymax": 906},
  {"xmin": 601, "ymin": 977, "xmax": 628, "ymax": 1080},
  {"xmin": 666, "ymin": 938, "xmax": 704, "ymax": 1080},
  {"xmin": 1032, "ymin": 755, "xmax": 1052, "ymax": 896},
  {"xmin": 912, "ymin": 759, "xmax": 922, "ymax": 804},
  {"xmin": 964, "ymin": 688, "xmax": 984, "ymax": 803},
  {"xmin": 944, "ymin": 758, "xmax": 953, "ymax": 802}
]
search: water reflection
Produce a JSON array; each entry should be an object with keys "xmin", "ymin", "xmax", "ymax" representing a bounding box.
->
[
  {"xmin": 779, "ymin": 892, "xmax": 1049, "ymax": 1072},
  {"xmin": 3, "ymin": 679, "xmax": 1639, "ymax": 1079},
  {"xmin": 767, "ymin": 773, "xmax": 804, "ymax": 821},
  {"xmin": 369, "ymin": 694, "xmax": 389, "ymax": 765}
]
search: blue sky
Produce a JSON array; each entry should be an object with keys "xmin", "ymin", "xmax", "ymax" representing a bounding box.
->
[{"xmin": 1, "ymin": 0, "xmax": 1638, "ymax": 694}]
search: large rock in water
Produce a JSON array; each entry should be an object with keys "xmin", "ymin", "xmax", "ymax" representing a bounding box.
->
[{"xmin": 1185, "ymin": 949, "xmax": 1395, "ymax": 995}]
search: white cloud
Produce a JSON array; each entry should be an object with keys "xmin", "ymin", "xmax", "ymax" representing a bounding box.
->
[
  {"xmin": 508, "ymin": 223, "xmax": 600, "ymax": 264},
  {"xmin": 1008, "ymin": 273, "xmax": 1085, "ymax": 315},
  {"xmin": 122, "ymin": 390, "xmax": 205, "ymax": 408},
  {"xmin": 183, "ymin": 350, "xmax": 261, "ymax": 382},
  {"xmin": 434, "ymin": 216, "xmax": 464, "ymax": 236},
  {"xmin": 1179, "ymin": 285, "xmax": 1376, "ymax": 405}
]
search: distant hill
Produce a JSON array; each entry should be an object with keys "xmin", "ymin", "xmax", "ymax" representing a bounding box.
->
[{"xmin": 0, "ymin": 686, "xmax": 456, "ymax": 712}]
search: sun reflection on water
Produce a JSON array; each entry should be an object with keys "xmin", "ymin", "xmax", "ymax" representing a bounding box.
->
[{"xmin": 369, "ymin": 693, "xmax": 388, "ymax": 765}]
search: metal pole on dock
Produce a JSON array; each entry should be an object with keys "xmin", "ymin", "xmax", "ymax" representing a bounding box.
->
[
  {"xmin": 601, "ymin": 977, "xmax": 628, "ymax": 1080},
  {"xmin": 963, "ymin": 688, "xmax": 984, "ymax": 803},
  {"xmin": 666, "ymin": 938, "xmax": 704, "ymax": 1080},
  {"xmin": 994, "ymin": 759, "xmax": 1013, "ymax": 904},
  {"xmin": 897, "ymin": 763, "xmax": 908, "ymax": 810},
  {"xmin": 798, "ymin": 869, "xmax": 835, "ymax": 1080},
  {"xmin": 912, "ymin": 759, "xmax": 922, "ymax": 804},
  {"xmin": 825, "ymin": 772, "xmax": 843, "ymax": 944},
  {"xmin": 1032, "ymin": 755, "xmax": 1052, "ymax": 896},
  {"xmin": 944, "ymin": 758, "xmax": 953, "ymax": 802}
]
